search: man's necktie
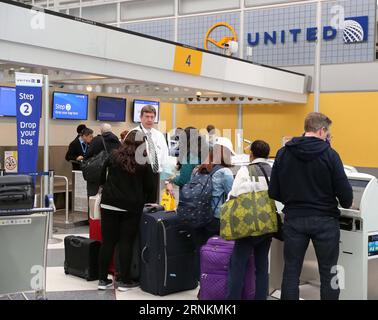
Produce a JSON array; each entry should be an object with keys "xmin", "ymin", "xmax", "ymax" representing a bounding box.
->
[{"xmin": 146, "ymin": 131, "xmax": 159, "ymax": 173}]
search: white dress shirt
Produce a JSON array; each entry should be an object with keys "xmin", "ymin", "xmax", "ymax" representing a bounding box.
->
[{"xmin": 134, "ymin": 124, "xmax": 169, "ymax": 173}]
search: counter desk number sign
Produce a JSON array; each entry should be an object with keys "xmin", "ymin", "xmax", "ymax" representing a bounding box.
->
[{"xmin": 173, "ymin": 45, "xmax": 203, "ymax": 76}]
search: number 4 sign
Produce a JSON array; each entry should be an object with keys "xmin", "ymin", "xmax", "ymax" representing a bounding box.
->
[{"xmin": 173, "ymin": 46, "xmax": 203, "ymax": 76}]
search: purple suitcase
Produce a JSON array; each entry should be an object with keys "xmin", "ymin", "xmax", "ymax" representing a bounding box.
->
[{"xmin": 199, "ymin": 236, "xmax": 255, "ymax": 300}]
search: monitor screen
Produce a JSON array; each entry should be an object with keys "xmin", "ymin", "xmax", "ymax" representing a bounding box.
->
[
  {"xmin": 52, "ymin": 92, "xmax": 88, "ymax": 120},
  {"xmin": 348, "ymin": 179, "xmax": 369, "ymax": 210},
  {"xmin": 368, "ymin": 234, "xmax": 378, "ymax": 257},
  {"xmin": 133, "ymin": 100, "xmax": 160, "ymax": 123},
  {"xmin": 0, "ymin": 86, "xmax": 16, "ymax": 117},
  {"xmin": 96, "ymin": 96, "xmax": 126, "ymax": 122}
]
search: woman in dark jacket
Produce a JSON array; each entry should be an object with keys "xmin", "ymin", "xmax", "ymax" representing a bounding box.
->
[{"xmin": 97, "ymin": 130, "xmax": 155, "ymax": 291}]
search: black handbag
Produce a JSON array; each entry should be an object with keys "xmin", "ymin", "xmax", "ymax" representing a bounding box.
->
[{"xmin": 82, "ymin": 136, "xmax": 108, "ymax": 184}]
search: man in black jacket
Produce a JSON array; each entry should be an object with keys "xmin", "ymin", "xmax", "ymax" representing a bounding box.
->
[
  {"xmin": 65, "ymin": 125, "xmax": 93, "ymax": 170},
  {"xmin": 269, "ymin": 112, "xmax": 353, "ymax": 300},
  {"xmin": 85, "ymin": 123, "xmax": 121, "ymax": 196}
]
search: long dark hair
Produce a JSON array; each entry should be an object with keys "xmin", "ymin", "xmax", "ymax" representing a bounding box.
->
[
  {"xmin": 112, "ymin": 130, "xmax": 147, "ymax": 174},
  {"xmin": 177, "ymin": 127, "xmax": 207, "ymax": 169}
]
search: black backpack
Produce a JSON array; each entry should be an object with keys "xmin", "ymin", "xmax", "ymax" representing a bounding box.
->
[
  {"xmin": 177, "ymin": 165, "xmax": 223, "ymax": 228},
  {"xmin": 81, "ymin": 137, "xmax": 108, "ymax": 184}
]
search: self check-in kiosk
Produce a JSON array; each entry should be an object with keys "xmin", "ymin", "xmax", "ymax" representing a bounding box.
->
[{"xmin": 270, "ymin": 172, "xmax": 378, "ymax": 300}]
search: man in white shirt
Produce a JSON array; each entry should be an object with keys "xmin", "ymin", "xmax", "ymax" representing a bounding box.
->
[{"xmin": 133, "ymin": 105, "xmax": 169, "ymax": 202}]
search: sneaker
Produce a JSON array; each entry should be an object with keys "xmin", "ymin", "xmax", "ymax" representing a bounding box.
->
[
  {"xmin": 98, "ymin": 279, "xmax": 113, "ymax": 290},
  {"xmin": 117, "ymin": 280, "xmax": 140, "ymax": 292}
]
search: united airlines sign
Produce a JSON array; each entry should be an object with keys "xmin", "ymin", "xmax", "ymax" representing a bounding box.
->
[{"xmin": 247, "ymin": 16, "xmax": 368, "ymax": 46}]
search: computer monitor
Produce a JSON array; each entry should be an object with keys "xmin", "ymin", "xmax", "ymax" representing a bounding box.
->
[
  {"xmin": 0, "ymin": 86, "xmax": 16, "ymax": 117},
  {"xmin": 132, "ymin": 99, "xmax": 160, "ymax": 123},
  {"xmin": 52, "ymin": 92, "xmax": 88, "ymax": 120},
  {"xmin": 96, "ymin": 96, "xmax": 126, "ymax": 122}
]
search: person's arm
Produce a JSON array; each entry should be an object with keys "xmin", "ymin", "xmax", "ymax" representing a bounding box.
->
[
  {"xmin": 222, "ymin": 168, "xmax": 234, "ymax": 196},
  {"xmin": 172, "ymin": 164, "xmax": 194, "ymax": 187},
  {"xmin": 65, "ymin": 141, "xmax": 79, "ymax": 162},
  {"xmin": 268, "ymin": 150, "xmax": 283, "ymax": 202},
  {"xmin": 332, "ymin": 151, "xmax": 353, "ymax": 208},
  {"xmin": 158, "ymin": 131, "xmax": 169, "ymax": 173}
]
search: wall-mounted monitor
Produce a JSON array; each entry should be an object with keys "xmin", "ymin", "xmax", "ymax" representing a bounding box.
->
[
  {"xmin": 96, "ymin": 96, "xmax": 126, "ymax": 122},
  {"xmin": 0, "ymin": 86, "xmax": 16, "ymax": 117},
  {"xmin": 52, "ymin": 92, "xmax": 88, "ymax": 120},
  {"xmin": 132, "ymin": 99, "xmax": 160, "ymax": 123}
]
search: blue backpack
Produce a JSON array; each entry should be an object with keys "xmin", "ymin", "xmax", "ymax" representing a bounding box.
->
[{"xmin": 177, "ymin": 165, "xmax": 223, "ymax": 229}]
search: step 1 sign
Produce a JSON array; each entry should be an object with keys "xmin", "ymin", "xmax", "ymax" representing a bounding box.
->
[{"xmin": 15, "ymin": 73, "xmax": 43, "ymax": 175}]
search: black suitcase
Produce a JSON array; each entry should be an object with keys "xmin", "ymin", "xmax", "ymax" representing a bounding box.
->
[
  {"xmin": 64, "ymin": 236, "xmax": 101, "ymax": 281},
  {"xmin": 140, "ymin": 205, "xmax": 198, "ymax": 296},
  {"xmin": 0, "ymin": 175, "xmax": 35, "ymax": 211}
]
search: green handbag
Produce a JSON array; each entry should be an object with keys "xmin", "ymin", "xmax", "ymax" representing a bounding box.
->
[{"xmin": 220, "ymin": 164, "xmax": 278, "ymax": 240}]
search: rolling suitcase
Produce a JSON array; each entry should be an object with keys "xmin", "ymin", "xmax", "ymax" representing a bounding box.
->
[
  {"xmin": 199, "ymin": 236, "xmax": 255, "ymax": 300},
  {"xmin": 64, "ymin": 235, "xmax": 101, "ymax": 281},
  {"xmin": 140, "ymin": 204, "xmax": 197, "ymax": 296},
  {"xmin": 0, "ymin": 175, "xmax": 35, "ymax": 211}
]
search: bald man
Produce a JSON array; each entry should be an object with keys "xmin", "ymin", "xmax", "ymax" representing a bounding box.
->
[{"xmin": 85, "ymin": 123, "xmax": 121, "ymax": 196}]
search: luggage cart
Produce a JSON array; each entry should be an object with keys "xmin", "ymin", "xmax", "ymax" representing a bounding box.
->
[{"xmin": 0, "ymin": 206, "xmax": 53, "ymax": 300}]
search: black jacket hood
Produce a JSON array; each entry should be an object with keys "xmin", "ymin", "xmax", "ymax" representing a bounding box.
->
[{"xmin": 285, "ymin": 136, "xmax": 330, "ymax": 162}]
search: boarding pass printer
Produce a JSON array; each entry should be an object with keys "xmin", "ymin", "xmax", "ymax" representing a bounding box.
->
[{"xmin": 270, "ymin": 172, "xmax": 378, "ymax": 300}]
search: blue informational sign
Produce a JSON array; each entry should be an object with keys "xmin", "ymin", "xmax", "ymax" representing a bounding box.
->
[
  {"xmin": 0, "ymin": 86, "xmax": 16, "ymax": 117},
  {"xmin": 52, "ymin": 92, "xmax": 88, "ymax": 120},
  {"xmin": 15, "ymin": 73, "xmax": 43, "ymax": 176},
  {"xmin": 96, "ymin": 96, "xmax": 126, "ymax": 122}
]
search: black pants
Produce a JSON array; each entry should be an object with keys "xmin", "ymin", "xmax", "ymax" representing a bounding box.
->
[
  {"xmin": 193, "ymin": 218, "xmax": 220, "ymax": 280},
  {"xmin": 281, "ymin": 215, "xmax": 340, "ymax": 300},
  {"xmin": 227, "ymin": 235, "xmax": 272, "ymax": 300},
  {"xmin": 98, "ymin": 208, "xmax": 141, "ymax": 282}
]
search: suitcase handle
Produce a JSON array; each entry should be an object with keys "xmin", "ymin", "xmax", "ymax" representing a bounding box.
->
[
  {"xmin": 69, "ymin": 238, "xmax": 83, "ymax": 248},
  {"xmin": 141, "ymin": 245, "xmax": 149, "ymax": 264},
  {"xmin": 0, "ymin": 194, "xmax": 24, "ymax": 201}
]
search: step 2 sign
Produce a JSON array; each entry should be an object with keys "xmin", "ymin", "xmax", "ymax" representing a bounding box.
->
[{"xmin": 15, "ymin": 73, "xmax": 43, "ymax": 175}]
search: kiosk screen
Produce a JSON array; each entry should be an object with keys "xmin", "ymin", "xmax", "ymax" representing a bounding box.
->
[{"xmin": 368, "ymin": 234, "xmax": 378, "ymax": 257}]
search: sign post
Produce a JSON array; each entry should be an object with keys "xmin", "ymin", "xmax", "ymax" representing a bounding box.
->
[{"xmin": 15, "ymin": 72, "xmax": 43, "ymax": 179}]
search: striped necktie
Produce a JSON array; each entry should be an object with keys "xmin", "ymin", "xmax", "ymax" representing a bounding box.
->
[{"xmin": 146, "ymin": 131, "xmax": 159, "ymax": 173}]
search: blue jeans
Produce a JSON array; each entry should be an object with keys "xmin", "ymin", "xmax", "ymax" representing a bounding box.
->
[
  {"xmin": 227, "ymin": 235, "xmax": 272, "ymax": 300},
  {"xmin": 281, "ymin": 215, "xmax": 340, "ymax": 300}
]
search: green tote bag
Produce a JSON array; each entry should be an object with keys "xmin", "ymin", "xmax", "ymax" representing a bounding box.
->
[{"xmin": 220, "ymin": 163, "xmax": 278, "ymax": 240}]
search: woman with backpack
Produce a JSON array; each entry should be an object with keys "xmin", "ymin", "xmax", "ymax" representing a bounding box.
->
[
  {"xmin": 97, "ymin": 130, "xmax": 155, "ymax": 291},
  {"xmin": 190, "ymin": 137, "xmax": 235, "ymax": 279},
  {"xmin": 226, "ymin": 140, "xmax": 273, "ymax": 300}
]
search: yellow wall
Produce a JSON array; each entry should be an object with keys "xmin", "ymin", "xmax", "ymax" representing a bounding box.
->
[
  {"xmin": 243, "ymin": 93, "xmax": 378, "ymax": 168},
  {"xmin": 176, "ymin": 104, "xmax": 239, "ymax": 142},
  {"xmin": 243, "ymin": 96, "xmax": 313, "ymax": 157}
]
